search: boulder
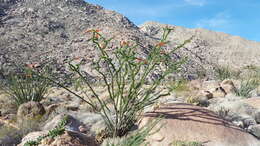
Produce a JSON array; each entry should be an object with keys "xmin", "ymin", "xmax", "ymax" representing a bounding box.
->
[
  {"xmin": 139, "ymin": 103, "xmax": 260, "ymax": 146},
  {"xmin": 43, "ymin": 114, "xmax": 81, "ymax": 132},
  {"xmin": 41, "ymin": 131, "xmax": 97, "ymax": 146},
  {"xmin": 18, "ymin": 131, "xmax": 48, "ymax": 146},
  {"xmin": 208, "ymin": 95, "xmax": 260, "ymax": 129},
  {"xmin": 253, "ymin": 109, "xmax": 260, "ymax": 124},
  {"xmin": 211, "ymin": 87, "xmax": 226, "ymax": 98},
  {"xmin": 238, "ymin": 115, "xmax": 257, "ymax": 128},
  {"xmin": 187, "ymin": 92, "xmax": 210, "ymax": 107},
  {"xmin": 17, "ymin": 101, "xmax": 46, "ymax": 123},
  {"xmin": 220, "ymin": 79, "xmax": 237, "ymax": 94},
  {"xmin": 45, "ymin": 104, "xmax": 60, "ymax": 116},
  {"xmin": 208, "ymin": 96, "xmax": 256, "ymax": 117},
  {"xmin": 199, "ymin": 80, "xmax": 227, "ymax": 98},
  {"xmin": 69, "ymin": 111, "xmax": 106, "ymax": 135},
  {"xmin": 248, "ymin": 124, "xmax": 260, "ymax": 138},
  {"xmin": 18, "ymin": 131, "xmax": 97, "ymax": 146}
]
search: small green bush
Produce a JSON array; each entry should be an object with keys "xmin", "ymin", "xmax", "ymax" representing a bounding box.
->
[
  {"xmin": 0, "ymin": 67, "xmax": 50, "ymax": 106},
  {"xmin": 214, "ymin": 65, "xmax": 240, "ymax": 80},
  {"xmin": 235, "ymin": 79, "xmax": 259, "ymax": 98},
  {"xmin": 243, "ymin": 65, "xmax": 260, "ymax": 80}
]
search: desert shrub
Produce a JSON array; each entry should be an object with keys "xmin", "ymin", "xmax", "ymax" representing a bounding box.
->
[
  {"xmin": 214, "ymin": 65, "xmax": 240, "ymax": 80},
  {"xmin": 243, "ymin": 65, "xmax": 260, "ymax": 80},
  {"xmin": 40, "ymin": 28, "xmax": 191, "ymax": 137},
  {"xmin": 0, "ymin": 67, "xmax": 50, "ymax": 106},
  {"xmin": 235, "ymin": 79, "xmax": 259, "ymax": 98}
]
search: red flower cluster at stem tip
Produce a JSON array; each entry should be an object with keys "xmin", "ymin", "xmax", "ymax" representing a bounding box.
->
[
  {"xmin": 136, "ymin": 57, "xmax": 148, "ymax": 64},
  {"xmin": 26, "ymin": 63, "xmax": 40, "ymax": 69},
  {"xmin": 94, "ymin": 33, "xmax": 100, "ymax": 39},
  {"xmin": 120, "ymin": 41, "xmax": 129, "ymax": 47},
  {"xmin": 73, "ymin": 57, "xmax": 82, "ymax": 61},
  {"xmin": 25, "ymin": 73, "xmax": 32, "ymax": 78},
  {"xmin": 156, "ymin": 42, "xmax": 166, "ymax": 47},
  {"xmin": 84, "ymin": 29, "xmax": 101, "ymax": 33}
]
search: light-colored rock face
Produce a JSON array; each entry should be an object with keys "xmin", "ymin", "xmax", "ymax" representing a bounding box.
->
[
  {"xmin": 139, "ymin": 103, "xmax": 260, "ymax": 146},
  {"xmin": 140, "ymin": 21, "xmax": 260, "ymax": 78}
]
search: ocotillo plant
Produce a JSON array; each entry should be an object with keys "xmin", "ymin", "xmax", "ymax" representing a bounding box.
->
[{"xmin": 41, "ymin": 27, "xmax": 191, "ymax": 137}]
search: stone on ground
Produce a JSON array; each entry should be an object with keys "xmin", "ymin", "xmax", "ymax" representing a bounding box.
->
[
  {"xmin": 18, "ymin": 131, "xmax": 97, "ymax": 146},
  {"xmin": 139, "ymin": 103, "xmax": 260, "ymax": 146}
]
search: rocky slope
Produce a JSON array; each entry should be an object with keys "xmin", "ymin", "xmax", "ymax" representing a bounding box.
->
[
  {"xmin": 140, "ymin": 22, "xmax": 260, "ymax": 78},
  {"xmin": 0, "ymin": 0, "xmax": 154, "ymax": 78}
]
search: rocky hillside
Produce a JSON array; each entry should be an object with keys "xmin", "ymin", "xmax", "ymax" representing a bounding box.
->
[
  {"xmin": 0, "ymin": 0, "xmax": 259, "ymax": 79},
  {"xmin": 0, "ymin": 0, "xmax": 154, "ymax": 77},
  {"xmin": 140, "ymin": 21, "xmax": 260, "ymax": 78}
]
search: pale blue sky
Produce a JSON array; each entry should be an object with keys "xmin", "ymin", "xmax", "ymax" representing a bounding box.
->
[{"xmin": 86, "ymin": 0, "xmax": 260, "ymax": 42}]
